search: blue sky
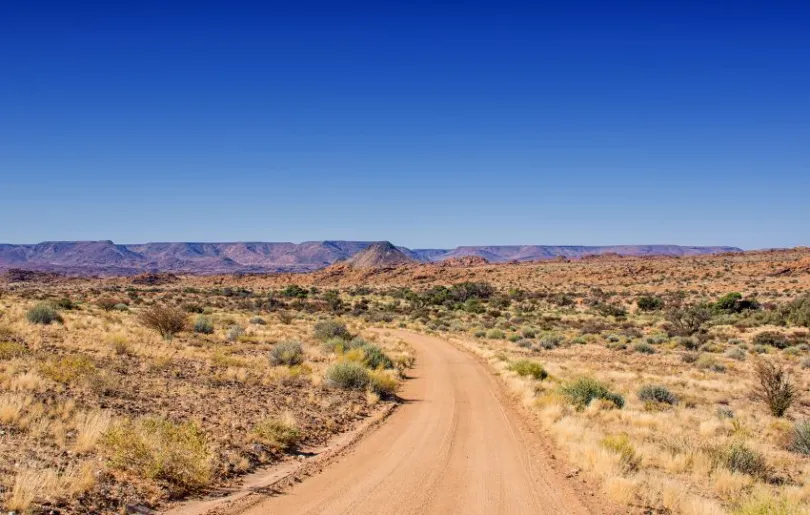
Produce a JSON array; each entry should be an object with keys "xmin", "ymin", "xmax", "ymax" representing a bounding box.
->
[{"xmin": 1, "ymin": 1, "xmax": 808, "ymax": 249}]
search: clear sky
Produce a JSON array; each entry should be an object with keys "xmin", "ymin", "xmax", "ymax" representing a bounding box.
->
[{"xmin": 1, "ymin": 1, "xmax": 808, "ymax": 249}]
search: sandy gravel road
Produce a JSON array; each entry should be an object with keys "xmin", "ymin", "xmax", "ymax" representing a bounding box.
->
[{"xmin": 227, "ymin": 330, "xmax": 600, "ymax": 515}]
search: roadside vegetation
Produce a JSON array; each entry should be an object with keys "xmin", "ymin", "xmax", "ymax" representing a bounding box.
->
[{"xmin": 1, "ymin": 248, "xmax": 809, "ymax": 513}]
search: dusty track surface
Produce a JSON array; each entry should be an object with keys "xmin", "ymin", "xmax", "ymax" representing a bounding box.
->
[{"xmin": 207, "ymin": 330, "xmax": 605, "ymax": 515}]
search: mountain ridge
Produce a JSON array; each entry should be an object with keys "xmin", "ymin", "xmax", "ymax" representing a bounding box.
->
[{"xmin": 0, "ymin": 240, "xmax": 743, "ymax": 276}]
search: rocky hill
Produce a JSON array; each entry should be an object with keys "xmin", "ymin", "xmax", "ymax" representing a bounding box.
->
[
  {"xmin": 344, "ymin": 241, "xmax": 418, "ymax": 268},
  {"xmin": 0, "ymin": 240, "xmax": 742, "ymax": 276}
]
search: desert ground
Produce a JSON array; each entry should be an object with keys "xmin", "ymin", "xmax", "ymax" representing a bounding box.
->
[{"xmin": 1, "ymin": 247, "xmax": 809, "ymax": 514}]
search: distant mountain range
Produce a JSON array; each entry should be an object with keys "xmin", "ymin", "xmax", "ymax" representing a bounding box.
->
[{"xmin": 0, "ymin": 240, "xmax": 742, "ymax": 276}]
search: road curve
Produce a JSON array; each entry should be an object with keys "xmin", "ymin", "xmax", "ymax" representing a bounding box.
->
[{"xmin": 235, "ymin": 330, "xmax": 596, "ymax": 515}]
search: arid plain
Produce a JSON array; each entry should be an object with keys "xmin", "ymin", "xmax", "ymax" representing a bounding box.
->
[{"xmin": 1, "ymin": 246, "xmax": 809, "ymax": 514}]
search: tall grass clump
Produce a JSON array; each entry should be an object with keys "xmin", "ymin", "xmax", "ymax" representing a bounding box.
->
[
  {"xmin": 101, "ymin": 417, "xmax": 212, "ymax": 494},
  {"xmin": 252, "ymin": 414, "xmax": 301, "ymax": 451},
  {"xmin": 788, "ymin": 420, "xmax": 810, "ymax": 456},
  {"xmin": 560, "ymin": 377, "xmax": 624, "ymax": 410},
  {"xmin": 26, "ymin": 303, "xmax": 63, "ymax": 325}
]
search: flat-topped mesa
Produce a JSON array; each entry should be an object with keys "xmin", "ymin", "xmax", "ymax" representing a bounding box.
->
[{"xmin": 344, "ymin": 241, "xmax": 418, "ymax": 269}]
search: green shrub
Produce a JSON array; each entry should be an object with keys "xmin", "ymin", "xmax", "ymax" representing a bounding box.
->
[
  {"xmin": 269, "ymin": 340, "xmax": 304, "ymax": 366},
  {"xmin": 714, "ymin": 292, "xmax": 759, "ymax": 314},
  {"xmin": 359, "ymin": 344, "xmax": 393, "ymax": 370},
  {"xmin": 753, "ymin": 331, "xmax": 790, "ymax": 349},
  {"xmin": 249, "ymin": 316, "xmax": 266, "ymax": 325},
  {"xmin": 509, "ymin": 359, "xmax": 547, "ymax": 380},
  {"xmin": 114, "ymin": 303, "xmax": 129, "ymax": 312},
  {"xmin": 783, "ymin": 294, "xmax": 810, "ymax": 328},
  {"xmin": 325, "ymin": 361, "xmax": 370, "ymax": 390},
  {"xmin": 314, "ymin": 320, "xmax": 351, "ymax": 341},
  {"xmin": 637, "ymin": 384, "xmax": 678, "ymax": 405},
  {"xmin": 26, "ymin": 303, "xmax": 63, "ymax": 325},
  {"xmin": 560, "ymin": 377, "xmax": 624, "ymax": 410},
  {"xmin": 486, "ymin": 329, "xmax": 505, "ymax": 339},
  {"xmin": 665, "ymin": 305, "xmax": 712, "ymax": 336},
  {"xmin": 54, "ymin": 297, "xmax": 76, "ymax": 310},
  {"xmin": 102, "ymin": 417, "xmax": 212, "ymax": 494},
  {"xmin": 281, "ymin": 284, "xmax": 308, "ymax": 298},
  {"xmin": 712, "ymin": 441, "xmax": 770, "ymax": 479},
  {"xmin": 193, "ymin": 315, "xmax": 214, "ymax": 334},
  {"xmin": 539, "ymin": 333, "xmax": 564, "ymax": 349},
  {"xmin": 633, "ymin": 342, "xmax": 656, "ymax": 354},
  {"xmin": 636, "ymin": 295, "xmax": 664, "ymax": 312},
  {"xmin": 252, "ymin": 417, "xmax": 301, "ymax": 451}
]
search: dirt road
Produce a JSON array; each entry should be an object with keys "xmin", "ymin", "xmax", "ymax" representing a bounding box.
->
[{"xmin": 229, "ymin": 330, "xmax": 598, "ymax": 515}]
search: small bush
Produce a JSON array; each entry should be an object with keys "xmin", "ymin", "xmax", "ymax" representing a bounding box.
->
[
  {"xmin": 182, "ymin": 303, "xmax": 205, "ymax": 314},
  {"xmin": 725, "ymin": 347, "xmax": 747, "ymax": 361},
  {"xmin": 360, "ymin": 344, "xmax": 393, "ymax": 370},
  {"xmin": 138, "ymin": 305, "xmax": 187, "ymax": 340},
  {"xmin": 314, "ymin": 320, "xmax": 350, "ymax": 341},
  {"xmin": 665, "ymin": 305, "xmax": 712, "ymax": 336},
  {"xmin": 509, "ymin": 359, "xmax": 547, "ymax": 380},
  {"xmin": 102, "ymin": 417, "xmax": 212, "ymax": 494},
  {"xmin": 325, "ymin": 361, "xmax": 370, "ymax": 390},
  {"xmin": 97, "ymin": 297, "xmax": 120, "ymax": 311},
  {"xmin": 193, "ymin": 315, "xmax": 215, "ymax": 334},
  {"xmin": 633, "ymin": 342, "xmax": 656, "ymax": 354},
  {"xmin": 26, "ymin": 303, "xmax": 63, "ymax": 325},
  {"xmin": 788, "ymin": 420, "xmax": 810, "ymax": 456},
  {"xmin": 269, "ymin": 340, "xmax": 304, "ymax": 366},
  {"xmin": 696, "ymin": 354, "xmax": 726, "ymax": 372},
  {"xmin": 114, "ymin": 303, "xmax": 129, "ymax": 312},
  {"xmin": 54, "ymin": 297, "xmax": 76, "ymax": 310},
  {"xmin": 712, "ymin": 441, "xmax": 770, "ymax": 479},
  {"xmin": 560, "ymin": 377, "xmax": 624, "ymax": 410},
  {"xmin": 753, "ymin": 331, "xmax": 790, "ymax": 349},
  {"xmin": 252, "ymin": 416, "xmax": 301, "ymax": 451},
  {"xmin": 486, "ymin": 329, "xmax": 505, "ymax": 339},
  {"xmin": 249, "ymin": 316, "xmax": 266, "ymax": 325},
  {"xmin": 637, "ymin": 295, "xmax": 664, "ymax": 312},
  {"xmin": 226, "ymin": 325, "xmax": 245, "ymax": 342},
  {"xmin": 637, "ymin": 384, "xmax": 678, "ymax": 405},
  {"xmin": 753, "ymin": 359, "xmax": 795, "ymax": 417}
]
